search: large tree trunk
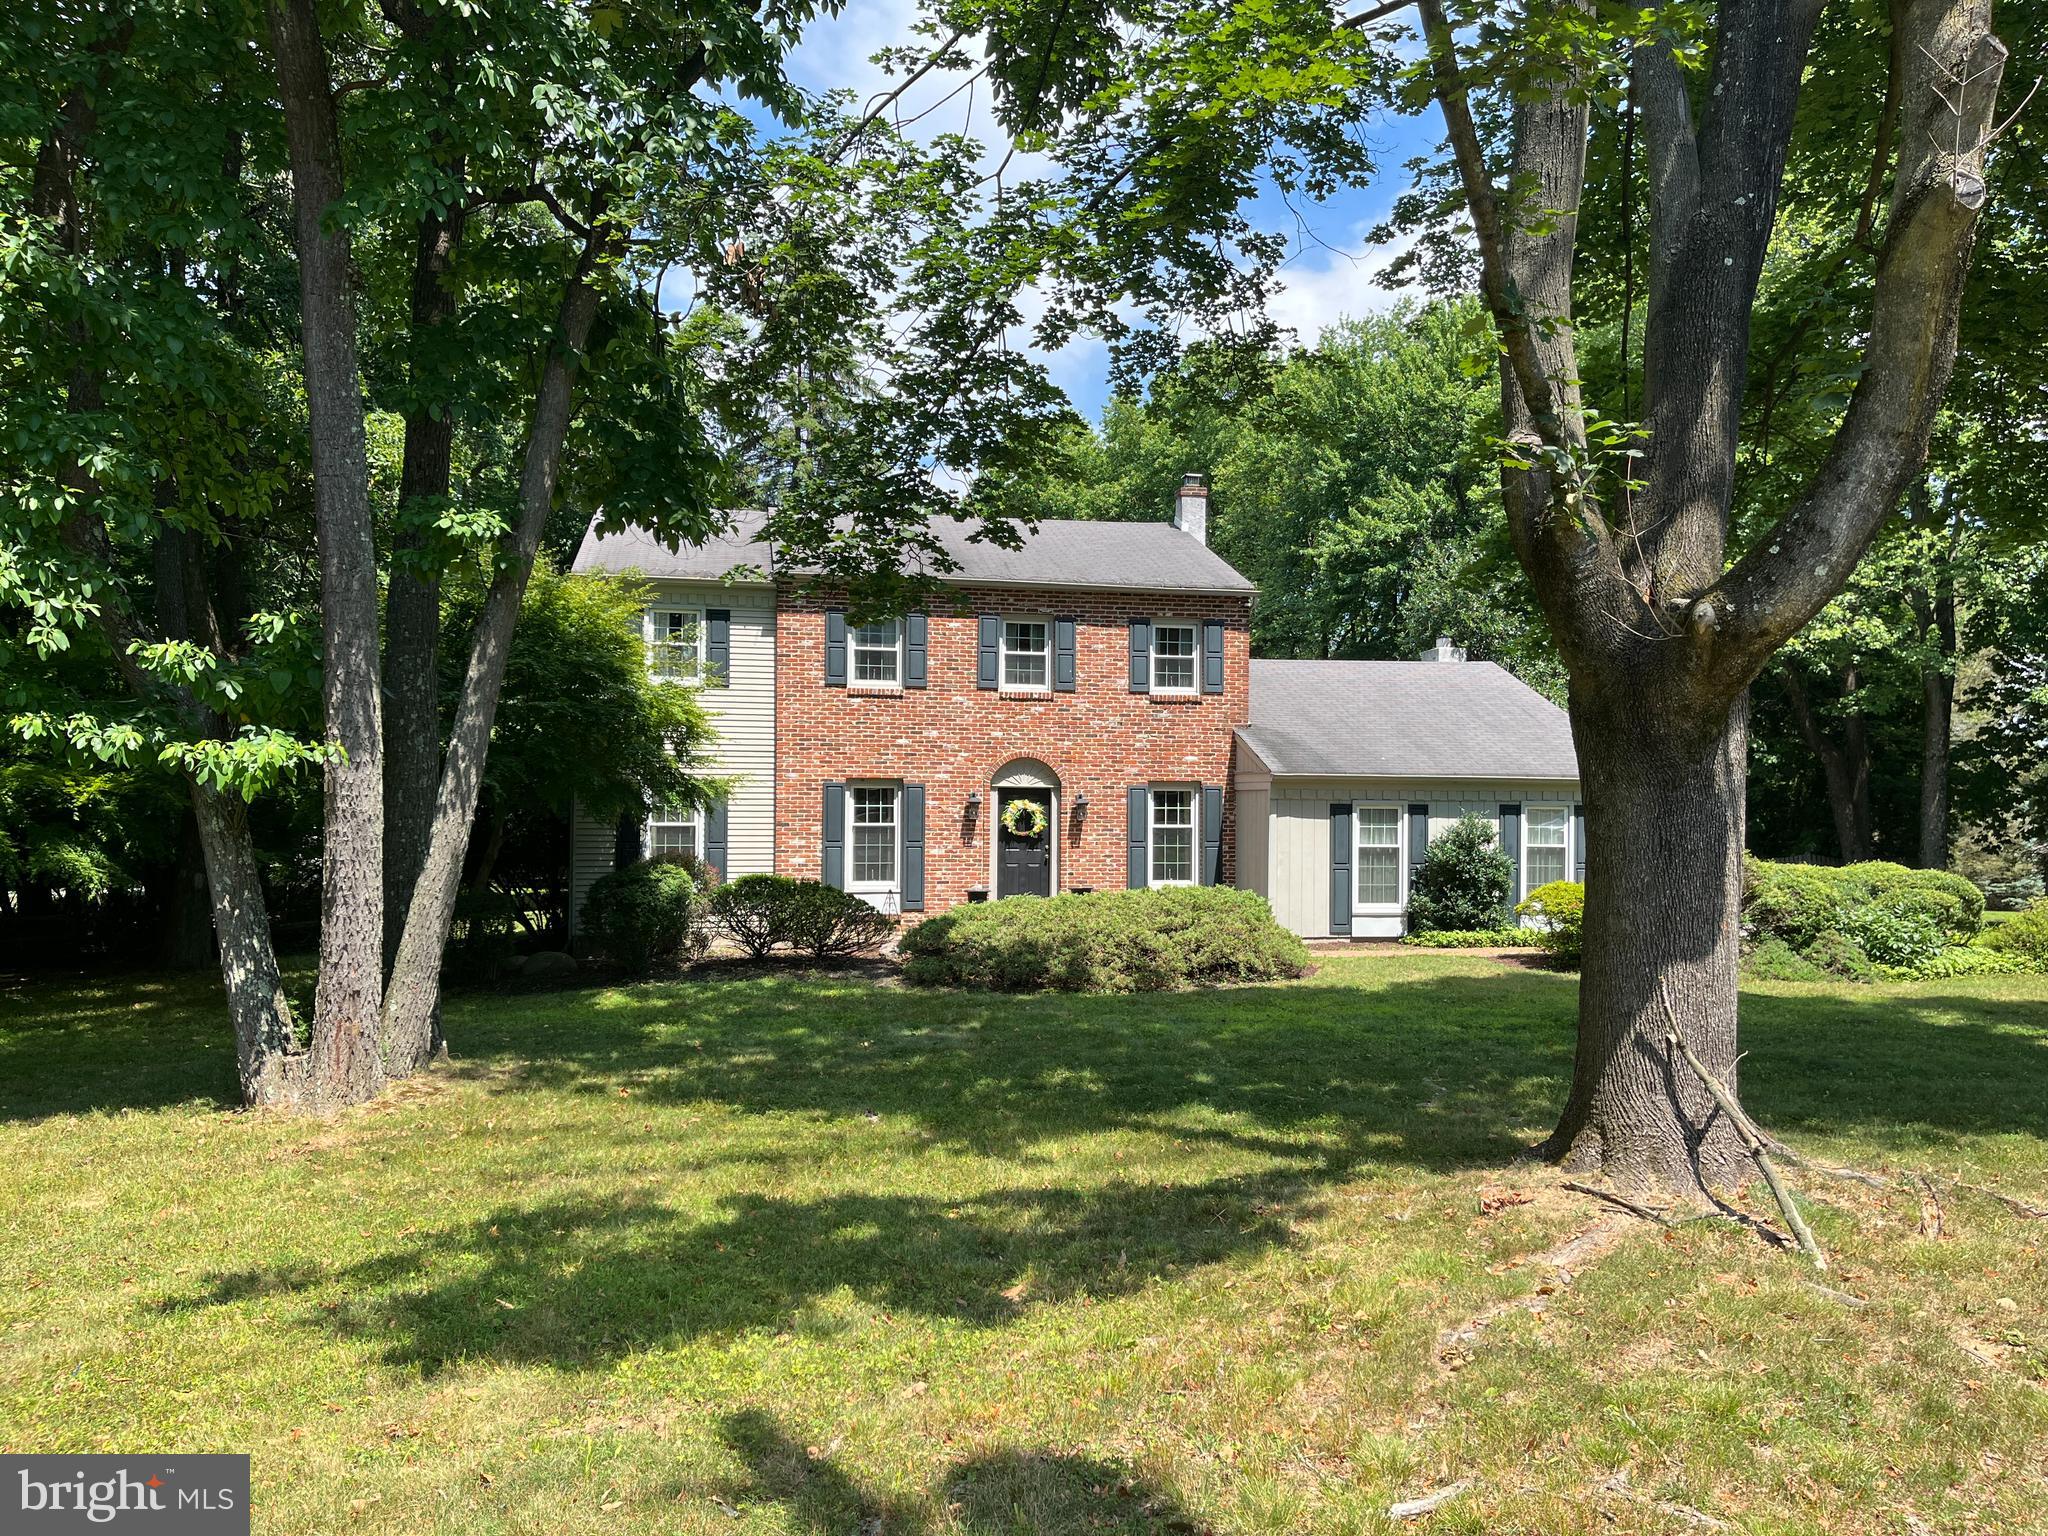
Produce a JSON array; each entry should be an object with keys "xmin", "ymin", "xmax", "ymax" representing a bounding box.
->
[
  {"xmin": 188, "ymin": 782, "xmax": 307, "ymax": 1105},
  {"xmin": 1543, "ymin": 680, "xmax": 1752, "ymax": 1194},
  {"xmin": 1914, "ymin": 527, "xmax": 1958, "ymax": 869},
  {"xmin": 269, "ymin": 0, "xmax": 386, "ymax": 1108},
  {"xmin": 380, "ymin": 259, "xmax": 606, "ymax": 1072}
]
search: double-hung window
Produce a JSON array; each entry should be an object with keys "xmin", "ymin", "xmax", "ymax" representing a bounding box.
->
[
  {"xmin": 647, "ymin": 800, "xmax": 700, "ymax": 860},
  {"xmin": 1149, "ymin": 786, "xmax": 1196, "ymax": 885},
  {"xmin": 645, "ymin": 606, "xmax": 702, "ymax": 684},
  {"xmin": 1355, "ymin": 805, "xmax": 1402, "ymax": 908},
  {"xmin": 1525, "ymin": 805, "xmax": 1569, "ymax": 889},
  {"xmin": 850, "ymin": 785, "xmax": 900, "ymax": 890},
  {"xmin": 852, "ymin": 619, "xmax": 902, "ymax": 685},
  {"xmin": 1151, "ymin": 621, "xmax": 1198, "ymax": 693},
  {"xmin": 1002, "ymin": 619, "xmax": 1050, "ymax": 690}
]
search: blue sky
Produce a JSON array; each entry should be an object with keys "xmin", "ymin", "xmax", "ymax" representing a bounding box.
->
[{"xmin": 770, "ymin": 0, "xmax": 1444, "ymax": 424}]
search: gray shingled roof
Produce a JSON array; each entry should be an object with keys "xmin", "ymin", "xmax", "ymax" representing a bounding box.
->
[
  {"xmin": 570, "ymin": 510, "xmax": 1257, "ymax": 595},
  {"xmin": 1239, "ymin": 659, "xmax": 1578, "ymax": 780}
]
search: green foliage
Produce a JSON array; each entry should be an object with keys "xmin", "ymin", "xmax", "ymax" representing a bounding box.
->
[
  {"xmin": 1877, "ymin": 946, "xmax": 2043, "ymax": 981},
  {"xmin": 708, "ymin": 874, "xmax": 811, "ymax": 958},
  {"xmin": 901, "ymin": 887, "xmax": 1308, "ymax": 993},
  {"xmin": 1836, "ymin": 903, "xmax": 1948, "ymax": 970},
  {"xmin": 1515, "ymin": 881, "xmax": 1584, "ymax": 967},
  {"xmin": 782, "ymin": 883, "xmax": 896, "ymax": 959},
  {"xmin": 1399, "ymin": 928, "xmax": 1527, "ymax": 948},
  {"xmin": 1744, "ymin": 858, "xmax": 1985, "ymax": 966},
  {"xmin": 580, "ymin": 860, "xmax": 703, "ymax": 976},
  {"xmin": 1800, "ymin": 931, "xmax": 1877, "ymax": 984},
  {"xmin": 1742, "ymin": 938, "xmax": 1830, "ymax": 982},
  {"xmin": 1984, "ymin": 901, "xmax": 2048, "ymax": 962},
  {"xmin": 1406, "ymin": 814, "xmax": 1514, "ymax": 933}
]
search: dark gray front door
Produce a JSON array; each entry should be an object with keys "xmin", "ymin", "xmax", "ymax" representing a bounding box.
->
[{"xmin": 996, "ymin": 789, "xmax": 1053, "ymax": 898}]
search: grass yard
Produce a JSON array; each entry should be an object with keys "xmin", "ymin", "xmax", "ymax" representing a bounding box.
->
[{"xmin": 2, "ymin": 954, "xmax": 2045, "ymax": 1535}]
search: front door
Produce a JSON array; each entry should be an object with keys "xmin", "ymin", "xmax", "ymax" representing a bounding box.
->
[{"xmin": 996, "ymin": 789, "xmax": 1053, "ymax": 898}]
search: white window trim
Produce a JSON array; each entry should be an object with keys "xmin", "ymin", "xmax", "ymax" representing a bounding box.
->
[
  {"xmin": 646, "ymin": 802, "xmax": 701, "ymax": 860},
  {"xmin": 851, "ymin": 618, "xmax": 904, "ymax": 688},
  {"xmin": 847, "ymin": 781, "xmax": 902, "ymax": 902},
  {"xmin": 643, "ymin": 604, "xmax": 704, "ymax": 686},
  {"xmin": 1148, "ymin": 783, "xmax": 1200, "ymax": 888},
  {"xmin": 1352, "ymin": 802, "xmax": 1406, "ymax": 914},
  {"xmin": 1150, "ymin": 618, "xmax": 1201, "ymax": 696},
  {"xmin": 1521, "ymin": 804, "xmax": 1571, "ymax": 893},
  {"xmin": 999, "ymin": 614, "xmax": 1053, "ymax": 693}
]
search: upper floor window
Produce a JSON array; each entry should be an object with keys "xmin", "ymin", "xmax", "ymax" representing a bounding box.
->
[
  {"xmin": 1525, "ymin": 805, "xmax": 1569, "ymax": 889},
  {"xmin": 852, "ymin": 619, "xmax": 902, "ymax": 685},
  {"xmin": 648, "ymin": 800, "xmax": 699, "ymax": 860},
  {"xmin": 1151, "ymin": 620, "xmax": 1198, "ymax": 693},
  {"xmin": 1150, "ymin": 786, "xmax": 1196, "ymax": 885},
  {"xmin": 645, "ymin": 606, "xmax": 701, "ymax": 684},
  {"xmin": 1355, "ymin": 805, "xmax": 1402, "ymax": 908},
  {"xmin": 1002, "ymin": 619, "xmax": 1050, "ymax": 690}
]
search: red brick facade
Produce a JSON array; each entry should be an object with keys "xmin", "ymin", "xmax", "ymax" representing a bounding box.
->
[{"xmin": 774, "ymin": 584, "xmax": 1253, "ymax": 911}]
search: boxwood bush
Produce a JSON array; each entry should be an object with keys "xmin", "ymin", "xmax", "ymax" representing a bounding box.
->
[
  {"xmin": 1743, "ymin": 856, "xmax": 1984, "ymax": 949},
  {"xmin": 1984, "ymin": 900, "xmax": 2048, "ymax": 962},
  {"xmin": 708, "ymin": 875, "xmax": 895, "ymax": 958},
  {"xmin": 1515, "ymin": 880, "xmax": 1584, "ymax": 966},
  {"xmin": 1405, "ymin": 814, "xmax": 1514, "ymax": 933},
  {"xmin": 900, "ymin": 887, "xmax": 1309, "ymax": 993},
  {"xmin": 1399, "ymin": 927, "xmax": 1528, "ymax": 948},
  {"xmin": 581, "ymin": 860, "xmax": 704, "ymax": 974}
]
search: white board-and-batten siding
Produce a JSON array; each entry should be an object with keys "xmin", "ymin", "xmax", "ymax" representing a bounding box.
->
[
  {"xmin": 1251, "ymin": 771, "xmax": 1581, "ymax": 939},
  {"xmin": 568, "ymin": 579, "xmax": 777, "ymax": 940}
]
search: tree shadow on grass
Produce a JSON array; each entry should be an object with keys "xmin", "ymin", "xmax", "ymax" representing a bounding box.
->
[
  {"xmin": 718, "ymin": 1406, "xmax": 1209, "ymax": 1535},
  {"xmin": 163, "ymin": 1160, "xmax": 1326, "ymax": 1371}
]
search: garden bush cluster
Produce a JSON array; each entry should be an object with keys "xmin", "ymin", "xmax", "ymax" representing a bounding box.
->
[
  {"xmin": 708, "ymin": 874, "xmax": 897, "ymax": 959},
  {"xmin": 900, "ymin": 886, "xmax": 1309, "ymax": 992},
  {"xmin": 1515, "ymin": 880, "xmax": 1584, "ymax": 965},
  {"xmin": 1399, "ymin": 927, "xmax": 1528, "ymax": 949},
  {"xmin": 1739, "ymin": 858, "xmax": 2033, "ymax": 981},
  {"xmin": 581, "ymin": 859, "xmax": 709, "ymax": 974},
  {"xmin": 1405, "ymin": 814, "xmax": 1515, "ymax": 933}
]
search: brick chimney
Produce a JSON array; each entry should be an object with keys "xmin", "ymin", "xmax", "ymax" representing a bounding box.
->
[
  {"xmin": 1173, "ymin": 472, "xmax": 1209, "ymax": 545},
  {"xmin": 1418, "ymin": 636, "xmax": 1466, "ymax": 663}
]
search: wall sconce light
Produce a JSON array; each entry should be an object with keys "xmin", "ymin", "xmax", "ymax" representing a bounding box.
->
[
  {"xmin": 1073, "ymin": 792, "xmax": 1090, "ymax": 814},
  {"xmin": 967, "ymin": 791, "xmax": 984, "ymax": 812}
]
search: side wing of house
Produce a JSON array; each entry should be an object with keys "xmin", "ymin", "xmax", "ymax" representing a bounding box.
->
[{"xmin": 567, "ymin": 577, "xmax": 777, "ymax": 941}]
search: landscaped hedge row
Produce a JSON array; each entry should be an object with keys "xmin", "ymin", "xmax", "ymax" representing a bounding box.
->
[
  {"xmin": 1739, "ymin": 858, "xmax": 2036, "ymax": 982},
  {"xmin": 900, "ymin": 886, "xmax": 1309, "ymax": 993},
  {"xmin": 708, "ymin": 874, "xmax": 896, "ymax": 958},
  {"xmin": 583, "ymin": 864, "xmax": 896, "ymax": 973},
  {"xmin": 1399, "ymin": 927, "xmax": 1529, "ymax": 949}
]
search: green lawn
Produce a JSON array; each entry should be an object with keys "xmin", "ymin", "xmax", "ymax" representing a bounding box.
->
[{"xmin": 2, "ymin": 955, "xmax": 2045, "ymax": 1534}]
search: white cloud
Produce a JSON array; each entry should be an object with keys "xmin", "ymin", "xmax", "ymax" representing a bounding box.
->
[{"xmin": 1264, "ymin": 232, "xmax": 1416, "ymax": 348}]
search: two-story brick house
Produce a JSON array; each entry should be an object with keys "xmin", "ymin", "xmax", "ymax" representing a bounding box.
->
[{"xmin": 567, "ymin": 477, "xmax": 1582, "ymax": 940}]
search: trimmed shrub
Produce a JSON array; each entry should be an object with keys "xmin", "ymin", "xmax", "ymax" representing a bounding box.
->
[
  {"xmin": 1400, "ymin": 927, "xmax": 1528, "ymax": 949},
  {"xmin": 900, "ymin": 886, "xmax": 1309, "ymax": 993},
  {"xmin": 1836, "ymin": 902, "xmax": 1947, "ymax": 969},
  {"xmin": 1406, "ymin": 814, "xmax": 1514, "ymax": 933},
  {"xmin": 1744, "ymin": 857, "xmax": 1985, "ymax": 953},
  {"xmin": 784, "ymin": 882, "xmax": 897, "ymax": 958},
  {"xmin": 1800, "ymin": 929, "xmax": 1876, "ymax": 983},
  {"xmin": 582, "ymin": 860, "xmax": 703, "ymax": 974},
  {"xmin": 1842, "ymin": 861, "xmax": 1985, "ymax": 931},
  {"xmin": 1742, "ymin": 858, "xmax": 1850, "ymax": 948},
  {"xmin": 1743, "ymin": 937, "xmax": 1828, "ymax": 982},
  {"xmin": 1984, "ymin": 900, "xmax": 2048, "ymax": 961},
  {"xmin": 1515, "ymin": 880, "xmax": 1584, "ymax": 966},
  {"xmin": 650, "ymin": 846, "xmax": 723, "ymax": 894},
  {"xmin": 710, "ymin": 874, "xmax": 807, "ymax": 957}
]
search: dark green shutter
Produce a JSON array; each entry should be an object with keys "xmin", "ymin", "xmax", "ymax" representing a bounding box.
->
[
  {"xmin": 614, "ymin": 811, "xmax": 643, "ymax": 868},
  {"xmin": 905, "ymin": 613, "xmax": 928, "ymax": 688},
  {"xmin": 822, "ymin": 783, "xmax": 847, "ymax": 888},
  {"xmin": 1201, "ymin": 785, "xmax": 1224, "ymax": 885},
  {"xmin": 1054, "ymin": 617, "xmax": 1077, "ymax": 691},
  {"xmin": 1128, "ymin": 619, "xmax": 1151, "ymax": 692},
  {"xmin": 1499, "ymin": 803, "xmax": 1522, "ymax": 902},
  {"xmin": 1202, "ymin": 620, "xmax": 1224, "ymax": 694},
  {"xmin": 703, "ymin": 798, "xmax": 728, "ymax": 877},
  {"xmin": 1126, "ymin": 786, "xmax": 1149, "ymax": 888},
  {"xmin": 902, "ymin": 785, "xmax": 926, "ymax": 910},
  {"xmin": 1328, "ymin": 804, "xmax": 1352, "ymax": 936},
  {"xmin": 1407, "ymin": 803, "xmax": 1429, "ymax": 895},
  {"xmin": 977, "ymin": 614, "xmax": 1000, "ymax": 689},
  {"xmin": 1573, "ymin": 802, "xmax": 1586, "ymax": 883},
  {"xmin": 825, "ymin": 610, "xmax": 847, "ymax": 687},
  {"xmin": 705, "ymin": 609, "xmax": 730, "ymax": 687}
]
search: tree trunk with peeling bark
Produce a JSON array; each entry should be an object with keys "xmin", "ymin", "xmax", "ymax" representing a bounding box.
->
[
  {"xmin": 269, "ymin": 0, "xmax": 386, "ymax": 1109},
  {"xmin": 1418, "ymin": 0, "xmax": 2006, "ymax": 1197}
]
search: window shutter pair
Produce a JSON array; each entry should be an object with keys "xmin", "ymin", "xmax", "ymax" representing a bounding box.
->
[
  {"xmin": 1572, "ymin": 803, "xmax": 1586, "ymax": 883},
  {"xmin": 705, "ymin": 609, "xmax": 730, "ymax": 687},
  {"xmin": 825, "ymin": 609, "xmax": 925, "ymax": 687},
  {"xmin": 1499, "ymin": 803, "xmax": 1522, "ymax": 902},
  {"xmin": 1328, "ymin": 804, "xmax": 1352, "ymax": 936},
  {"xmin": 703, "ymin": 799, "xmax": 728, "ymax": 877},
  {"xmin": 820, "ymin": 782, "xmax": 924, "ymax": 908},
  {"xmin": 1202, "ymin": 621, "xmax": 1225, "ymax": 694}
]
